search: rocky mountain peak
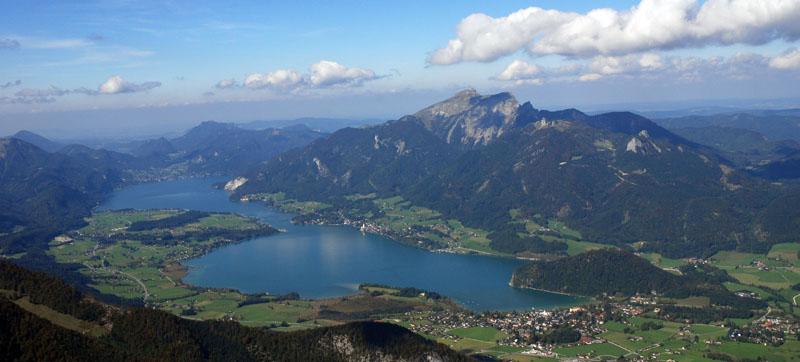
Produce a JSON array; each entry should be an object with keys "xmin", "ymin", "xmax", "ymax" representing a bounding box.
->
[
  {"xmin": 453, "ymin": 88, "xmax": 478, "ymax": 99},
  {"xmin": 412, "ymin": 90, "xmax": 522, "ymax": 146}
]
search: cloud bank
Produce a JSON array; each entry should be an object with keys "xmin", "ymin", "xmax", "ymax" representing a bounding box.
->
[
  {"xmin": 221, "ymin": 60, "xmax": 382, "ymax": 92},
  {"xmin": 494, "ymin": 49, "xmax": 800, "ymax": 86},
  {"xmin": 1, "ymin": 76, "xmax": 161, "ymax": 104},
  {"xmin": 430, "ymin": 0, "xmax": 800, "ymax": 64}
]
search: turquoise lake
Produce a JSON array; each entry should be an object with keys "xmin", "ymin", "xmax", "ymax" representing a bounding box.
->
[{"xmin": 99, "ymin": 178, "xmax": 580, "ymax": 311}]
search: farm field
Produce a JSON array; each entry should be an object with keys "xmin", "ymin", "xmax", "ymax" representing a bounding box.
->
[
  {"xmin": 371, "ymin": 196, "xmax": 496, "ymax": 255},
  {"xmin": 707, "ymin": 244, "xmax": 800, "ymax": 317}
]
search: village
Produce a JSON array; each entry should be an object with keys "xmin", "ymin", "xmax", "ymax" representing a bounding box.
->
[{"xmin": 396, "ymin": 297, "xmax": 800, "ymax": 360}]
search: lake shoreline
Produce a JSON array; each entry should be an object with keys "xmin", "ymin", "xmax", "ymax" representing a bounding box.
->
[
  {"xmin": 101, "ymin": 177, "xmax": 583, "ymax": 311},
  {"xmin": 236, "ymin": 193, "xmax": 556, "ymax": 263}
]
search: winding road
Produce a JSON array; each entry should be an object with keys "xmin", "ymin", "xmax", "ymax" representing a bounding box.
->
[{"xmin": 88, "ymin": 242, "xmax": 150, "ymax": 302}]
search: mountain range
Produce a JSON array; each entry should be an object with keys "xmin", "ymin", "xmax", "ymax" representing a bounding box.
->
[
  {"xmin": 652, "ymin": 111, "xmax": 800, "ymax": 181},
  {"xmin": 667, "ymin": 126, "xmax": 800, "ymax": 167},
  {"xmin": 236, "ymin": 90, "xmax": 800, "ymax": 258},
  {"xmin": 0, "ymin": 138, "xmax": 125, "ymax": 253},
  {"xmin": 654, "ymin": 110, "xmax": 800, "ymax": 143},
  {"xmin": 3, "ymin": 92, "xmax": 799, "ymax": 260}
]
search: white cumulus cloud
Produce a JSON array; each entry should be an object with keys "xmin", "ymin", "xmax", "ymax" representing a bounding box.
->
[
  {"xmin": 244, "ymin": 69, "xmax": 303, "ymax": 89},
  {"xmin": 429, "ymin": 0, "xmax": 800, "ymax": 64},
  {"xmin": 223, "ymin": 61, "xmax": 382, "ymax": 92},
  {"xmin": 494, "ymin": 50, "xmax": 796, "ymax": 85},
  {"xmin": 98, "ymin": 75, "xmax": 161, "ymax": 94},
  {"xmin": 495, "ymin": 60, "xmax": 541, "ymax": 81},
  {"xmin": 588, "ymin": 53, "xmax": 665, "ymax": 77},
  {"xmin": 308, "ymin": 60, "xmax": 378, "ymax": 87}
]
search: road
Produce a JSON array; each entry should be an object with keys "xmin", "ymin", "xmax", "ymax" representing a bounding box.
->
[
  {"xmin": 606, "ymin": 340, "xmax": 632, "ymax": 354},
  {"xmin": 758, "ymin": 306, "xmax": 772, "ymax": 321},
  {"xmin": 88, "ymin": 242, "xmax": 150, "ymax": 302},
  {"xmin": 119, "ymin": 270, "xmax": 149, "ymax": 301}
]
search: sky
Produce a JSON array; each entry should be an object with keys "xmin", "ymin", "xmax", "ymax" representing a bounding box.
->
[{"xmin": 1, "ymin": 0, "xmax": 800, "ymax": 138}]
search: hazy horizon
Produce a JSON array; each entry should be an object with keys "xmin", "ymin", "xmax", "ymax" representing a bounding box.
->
[
  {"xmin": 2, "ymin": 0, "xmax": 800, "ymax": 138},
  {"xmin": 3, "ymin": 91, "xmax": 800, "ymax": 140}
]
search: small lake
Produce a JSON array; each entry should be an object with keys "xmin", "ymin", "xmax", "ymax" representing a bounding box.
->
[{"xmin": 99, "ymin": 178, "xmax": 581, "ymax": 311}]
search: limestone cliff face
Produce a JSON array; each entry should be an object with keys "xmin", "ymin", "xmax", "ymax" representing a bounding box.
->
[
  {"xmin": 223, "ymin": 177, "xmax": 248, "ymax": 191},
  {"xmin": 413, "ymin": 89, "xmax": 522, "ymax": 147}
]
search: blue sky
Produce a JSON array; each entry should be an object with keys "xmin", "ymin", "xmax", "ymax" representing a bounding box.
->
[{"xmin": 1, "ymin": 0, "xmax": 799, "ymax": 137}]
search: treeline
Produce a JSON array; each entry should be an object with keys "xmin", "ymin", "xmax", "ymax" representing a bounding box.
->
[
  {"xmin": 658, "ymin": 305, "xmax": 754, "ymax": 324},
  {"xmin": 0, "ymin": 300, "xmax": 116, "ymax": 361},
  {"xmin": 705, "ymin": 351, "xmax": 769, "ymax": 362},
  {"xmin": 487, "ymin": 228, "xmax": 568, "ymax": 255},
  {"xmin": 127, "ymin": 211, "xmax": 211, "ymax": 231},
  {"xmin": 0, "ymin": 260, "xmax": 470, "ymax": 361},
  {"xmin": 237, "ymin": 292, "xmax": 300, "ymax": 307},
  {"xmin": 537, "ymin": 326, "xmax": 581, "ymax": 344},
  {"xmin": 359, "ymin": 283, "xmax": 444, "ymax": 300},
  {"xmin": 515, "ymin": 326, "xmax": 581, "ymax": 345},
  {"xmin": 93, "ymin": 225, "xmax": 278, "ymax": 246},
  {"xmin": 0, "ymin": 261, "xmax": 106, "ymax": 322}
]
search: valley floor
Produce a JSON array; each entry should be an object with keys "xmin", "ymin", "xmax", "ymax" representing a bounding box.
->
[{"xmin": 41, "ymin": 205, "xmax": 800, "ymax": 361}]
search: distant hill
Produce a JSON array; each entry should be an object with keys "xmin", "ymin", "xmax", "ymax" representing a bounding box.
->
[
  {"xmin": 0, "ymin": 138, "xmax": 126, "ymax": 253},
  {"xmin": 511, "ymin": 249, "xmax": 765, "ymax": 310},
  {"xmin": 132, "ymin": 121, "xmax": 327, "ymax": 175},
  {"xmin": 669, "ymin": 126, "xmax": 800, "ymax": 167},
  {"xmin": 57, "ymin": 144, "xmax": 143, "ymax": 170},
  {"xmin": 11, "ymin": 130, "xmax": 64, "ymax": 152},
  {"xmin": 0, "ymin": 260, "xmax": 468, "ymax": 361},
  {"xmin": 237, "ymin": 90, "xmax": 800, "ymax": 258},
  {"xmin": 130, "ymin": 137, "xmax": 175, "ymax": 158},
  {"xmin": 512, "ymin": 249, "xmax": 677, "ymax": 296},
  {"xmin": 240, "ymin": 117, "xmax": 384, "ymax": 133},
  {"xmin": 654, "ymin": 110, "xmax": 800, "ymax": 142}
]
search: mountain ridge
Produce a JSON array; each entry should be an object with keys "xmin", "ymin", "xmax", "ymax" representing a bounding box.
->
[
  {"xmin": 11, "ymin": 130, "xmax": 64, "ymax": 153},
  {"xmin": 236, "ymin": 90, "xmax": 800, "ymax": 258}
]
